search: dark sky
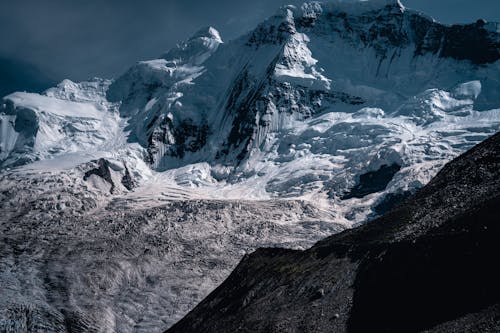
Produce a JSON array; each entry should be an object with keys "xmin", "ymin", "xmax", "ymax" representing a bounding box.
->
[{"xmin": 0, "ymin": 0, "xmax": 498, "ymax": 96}]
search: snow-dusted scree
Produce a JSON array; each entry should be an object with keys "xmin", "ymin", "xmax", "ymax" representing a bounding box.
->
[{"xmin": 0, "ymin": 0, "xmax": 499, "ymax": 332}]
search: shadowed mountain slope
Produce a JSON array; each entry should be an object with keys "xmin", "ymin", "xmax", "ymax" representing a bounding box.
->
[{"xmin": 167, "ymin": 131, "xmax": 500, "ymax": 333}]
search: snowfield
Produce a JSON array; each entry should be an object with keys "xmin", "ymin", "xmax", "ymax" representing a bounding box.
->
[{"xmin": 0, "ymin": 0, "xmax": 499, "ymax": 331}]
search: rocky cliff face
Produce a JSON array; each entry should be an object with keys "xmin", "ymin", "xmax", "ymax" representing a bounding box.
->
[{"xmin": 166, "ymin": 131, "xmax": 500, "ymax": 333}]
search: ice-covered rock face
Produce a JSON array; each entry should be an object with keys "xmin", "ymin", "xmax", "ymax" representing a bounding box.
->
[
  {"xmin": 104, "ymin": 27, "xmax": 223, "ymax": 170},
  {"xmin": 0, "ymin": 79, "xmax": 126, "ymax": 169},
  {"xmin": 99, "ymin": 0, "xmax": 500, "ymax": 203},
  {"xmin": 1, "ymin": 1, "xmax": 499, "ymax": 206},
  {"xmin": 0, "ymin": 0, "xmax": 499, "ymax": 205}
]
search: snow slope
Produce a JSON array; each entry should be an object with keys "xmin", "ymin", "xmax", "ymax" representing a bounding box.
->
[
  {"xmin": 0, "ymin": 79, "xmax": 129, "ymax": 168},
  {"xmin": 0, "ymin": 0, "xmax": 499, "ymax": 332}
]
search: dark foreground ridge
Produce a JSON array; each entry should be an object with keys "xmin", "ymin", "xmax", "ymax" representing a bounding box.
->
[{"xmin": 166, "ymin": 131, "xmax": 500, "ymax": 333}]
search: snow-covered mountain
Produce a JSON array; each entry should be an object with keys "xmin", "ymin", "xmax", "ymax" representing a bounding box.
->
[
  {"xmin": 0, "ymin": 0, "xmax": 499, "ymax": 332},
  {"xmin": 2, "ymin": 0, "xmax": 499, "ymax": 212}
]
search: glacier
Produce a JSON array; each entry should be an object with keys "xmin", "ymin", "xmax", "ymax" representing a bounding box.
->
[{"xmin": 0, "ymin": 0, "xmax": 499, "ymax": 332}]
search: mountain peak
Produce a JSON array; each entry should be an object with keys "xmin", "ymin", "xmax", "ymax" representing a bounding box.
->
[
  {"xmin": 190, "ymin": 26, "xmax": 223, "ymax": 44},
  {"xmin": 162, "ymin": 26, "xmax": 222, "ymax": 65},
  {"xmin": 245, "ymin": 5, "xmax": 297, "ymax": 47}
]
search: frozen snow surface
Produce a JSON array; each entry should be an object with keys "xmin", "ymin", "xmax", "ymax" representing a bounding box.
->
[{"xmin": 1, "ymin": 0, "xmax": 499, "ymax": 332}]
